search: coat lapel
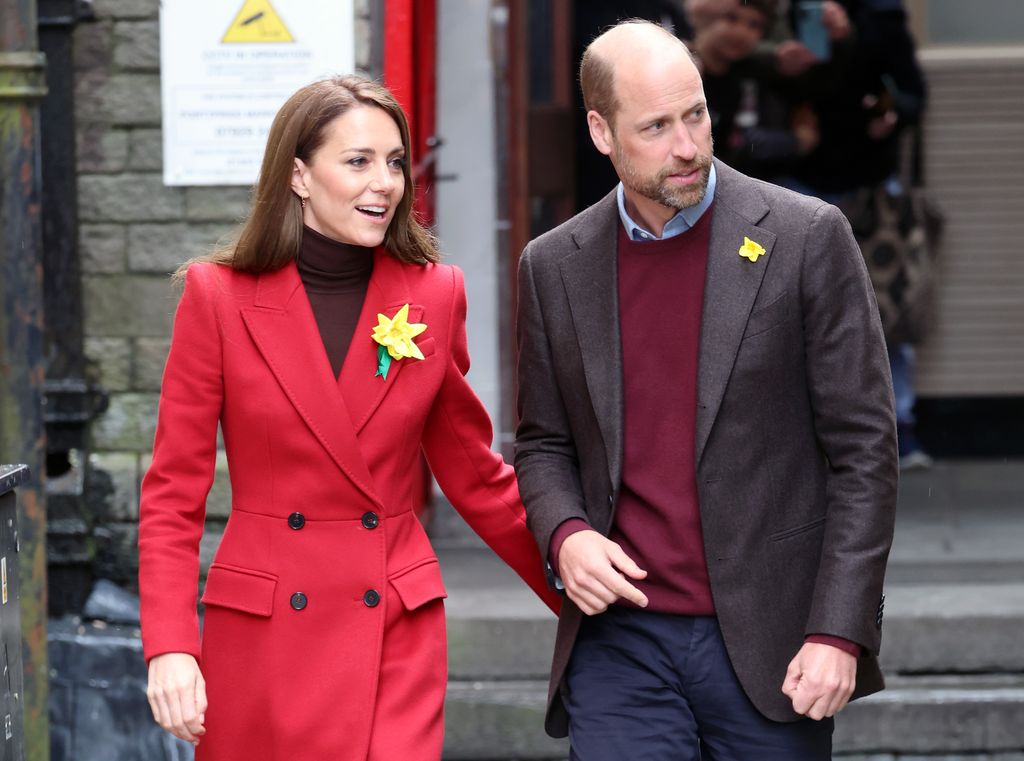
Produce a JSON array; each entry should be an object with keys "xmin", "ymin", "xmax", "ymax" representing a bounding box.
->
[
  {"xmin": 559, "ymin": 193, "xmax": 624, "ymax": 485},
  {"xmin": 240, "ymin": 262, "xmax": 383, "ymax": 508},
  {"xmin": 338, "ymin": 249, "xmax": 422, "ymax": 434},
  {"xmin": 696, "ymin": 161, "xmax": 776, "ymax": 465}
]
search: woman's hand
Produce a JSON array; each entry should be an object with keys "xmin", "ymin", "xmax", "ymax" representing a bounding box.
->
[{"xmin": 147, "ymin": 652, "xmax": 208, "ymax": 745}]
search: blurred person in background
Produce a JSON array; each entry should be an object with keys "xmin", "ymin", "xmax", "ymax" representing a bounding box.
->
[
  {"xmin": 571, "ymin": 0, "xmax": 850, "ymax": 203},
  {"xmin": 682, "ymin": 0, "xmax": 851, "ymax": 181},
  {"xmin": 782, "ymin": 0, "xmax": 933, "ymax": 469}
]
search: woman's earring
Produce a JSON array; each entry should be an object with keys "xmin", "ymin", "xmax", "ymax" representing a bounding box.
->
[{"xmin": 300, "ymin": 196, "xmax": 307, "ymax": 209}]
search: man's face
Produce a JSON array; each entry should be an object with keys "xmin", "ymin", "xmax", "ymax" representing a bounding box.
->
[
  {"xmin": 593, "ymin": 54, "xmax": 714, "ymax": 220},
  {"xmin": 612, "ymin": 121, "xmax": 713, "ymax": 213},
  {"xmin": 704, "ymin": 3, "xmax": 768, "ymax": 63}
]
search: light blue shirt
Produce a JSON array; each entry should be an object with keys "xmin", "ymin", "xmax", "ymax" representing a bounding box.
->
[{"xmin": 616, "ymin": 163, "xmax": 717, "ymax": 241}]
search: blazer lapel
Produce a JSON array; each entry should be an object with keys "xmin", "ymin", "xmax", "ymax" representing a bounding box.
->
[
  {"xmin": 696, "ymin": 161, "xmax": 776, "ymax": 465},
  {"xmin": 339, "ymin": 249, "xmax": 421, "ymax": 435},
  {"xmin": 241, "ymin": 262, "xmax": 383, "ymax": 508},
  {"xmin": 559, "ymin": 193, "xmax": 624, "ymax": 485}
]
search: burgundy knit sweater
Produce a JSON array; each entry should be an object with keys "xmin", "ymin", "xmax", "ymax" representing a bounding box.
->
[{"xmin": 611, "ymin": 210, "xmax": 715, "ymax": 612}]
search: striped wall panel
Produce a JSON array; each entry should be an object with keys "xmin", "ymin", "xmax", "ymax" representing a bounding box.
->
[{"xmin": 914, "ymin": 48, "xmax": 1024, "ymax": 396}]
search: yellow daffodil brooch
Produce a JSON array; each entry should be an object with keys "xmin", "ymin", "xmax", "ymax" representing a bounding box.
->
[
  {"xmin": 739, "ymin": 236, "xmax": 766, "ymax": 262},
  {"xmin": 371, "ymin": 304, "xmax": 426, "ymax": 380}
]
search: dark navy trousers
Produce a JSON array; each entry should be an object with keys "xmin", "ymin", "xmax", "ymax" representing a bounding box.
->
[{"xmin": 563, "ymin": 608, "xmax": 833, "ymax": 761}]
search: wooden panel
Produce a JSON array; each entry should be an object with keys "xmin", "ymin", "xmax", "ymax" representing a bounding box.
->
[
  {"xmin": 527, "ymin": 105, "xmax": 574, "ymax": 196},
  {"xmin": 914, "ymin": 49, "xmax": 1024, "ymax": 396}
]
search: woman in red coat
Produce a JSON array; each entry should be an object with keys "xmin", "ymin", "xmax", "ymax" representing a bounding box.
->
[{"xmin": 139, "ymin": 75, "xmax": 560, "ymax": 761}]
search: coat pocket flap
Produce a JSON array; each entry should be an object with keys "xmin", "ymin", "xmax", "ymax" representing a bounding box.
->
[
  {"xmin": 416, "ymin": 336, "xmax": 436, "ymax": 358},
  {"xmin": 768, "ymin": 516, "xmax": 827, "ymax": 542},
  {"xmin": 200, "ymin": 563, "xmax": 278, "ymax": 617},
  {"xmin": 389, "ymin": 560, "xmax": 447, "ymax": 611},
  {"xmin": 743, "ymin": 294, "xmax": 793, "ymax": 340}
]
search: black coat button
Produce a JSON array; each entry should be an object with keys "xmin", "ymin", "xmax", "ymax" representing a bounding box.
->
[
  {"xmin": 363, "ymin": 589, "xmax": 381, "ymax": 608},
  {"xmin": 361, "ymin": 512, "xmax": 379, "ymax": 530},
  {"xmin": 290, "ymin": 592, "xmax": 308, "ymax": 610},
  {"xmin": 288, "ymin": 512, "xmax": 305, "ymax": 530}
]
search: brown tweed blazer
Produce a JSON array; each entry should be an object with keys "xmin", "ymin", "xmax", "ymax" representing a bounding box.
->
[{"xmin": 514, "ymin": 159, "xmax": 898, "ymax": 737}]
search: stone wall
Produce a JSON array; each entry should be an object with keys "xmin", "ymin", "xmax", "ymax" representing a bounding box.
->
[{"xmin": 75, "ymin": 0, "xmax": 378, "ymax": 588}]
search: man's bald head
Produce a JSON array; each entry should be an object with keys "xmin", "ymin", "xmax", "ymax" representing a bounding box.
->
[{"xmin": 579, "ymin": 20, "xmax": 697, "ymax": 130}]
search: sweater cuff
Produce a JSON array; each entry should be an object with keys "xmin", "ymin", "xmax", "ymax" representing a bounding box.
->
[
  {"xmin": 548, "ymin": 518, "xmax": 592, "ymax": 574},
  {"xmin": 806, "ymin": 634, "xmax": 862, "ymax": 658}
]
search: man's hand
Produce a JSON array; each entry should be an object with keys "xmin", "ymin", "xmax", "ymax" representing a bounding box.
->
[
  {"xmin": 781, "ymin": 642, "xmax": 857, "ymax": 720},
  {"xmin": 147, "ymin": 652, "xmax": 208, "ymax": 745},
  {"xmin": 557, "ymin": 530, "xmax": 648, "ymax": 615}
]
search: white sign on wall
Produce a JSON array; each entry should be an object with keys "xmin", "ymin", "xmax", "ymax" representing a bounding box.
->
[{"xmin": 160, "ymin": 0, "xmax": 355, "ymax": 186}]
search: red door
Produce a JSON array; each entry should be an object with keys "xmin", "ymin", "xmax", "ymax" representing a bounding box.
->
[
  {"xmin": 383, "ymin": 0, "xmax": 439, "ymax": 520},
  {"xmin": 384, "ymin": 0, "xmax": 438, "ymax": 226}
]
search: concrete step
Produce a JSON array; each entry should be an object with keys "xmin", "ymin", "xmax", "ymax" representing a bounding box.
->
[
  {"xmin": 441, "ymin": 546, "xmax": 558, "ymax": 682},
  {"xmin": 885, "ymin": 462, "xmax": 1024, "ymax": 584},
  {"xmin": 440, "ymin": 547, "xmax": 1024, "ymax": 759},
  {"xmin": 434, "ymin": 461, "xmax": 1024, "ymax": 759},
  {"xmin": 881, "ymin": 582, "xmax": 1024, "ymax": 674},
  {"xmin": 444, "ymin": 681, "xmax": 565, "ymax": 761},
  {"xmin": 442, "ymin": 675, "xmax": 1024, "ymax": 760},
  {"xmin": 440, "ymin": 548, "xmax": 1024, "ymax": 679},
  {"xmin": 836, "ymin": 675, "xmax": 1024, "ymax": 754}
]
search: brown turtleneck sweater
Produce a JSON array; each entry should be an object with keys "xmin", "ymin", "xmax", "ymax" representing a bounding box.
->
[{"xmin": 298, "ymin": 226, "xmax": 375, "ymax": 378}]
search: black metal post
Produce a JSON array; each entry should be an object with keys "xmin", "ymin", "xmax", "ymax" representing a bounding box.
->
[
  {"xmin": 38, "ymin": 0, "xmax": 84, "ymax": 384},
  {"xmin": 37, "ymin": 0, "xmax": 105, "ymax": 619}
]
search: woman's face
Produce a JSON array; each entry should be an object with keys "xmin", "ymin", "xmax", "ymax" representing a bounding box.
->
[{"xmin": 292, "ymin": 105, "xmax": 407, "ymax": 247}]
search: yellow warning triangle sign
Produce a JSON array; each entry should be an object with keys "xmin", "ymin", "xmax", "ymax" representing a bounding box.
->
[{"xmin": 222, "ymin": 0, "xmax": 294, "ymax": 43}]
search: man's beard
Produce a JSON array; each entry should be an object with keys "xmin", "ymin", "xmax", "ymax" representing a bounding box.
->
[{"xmin": 616, "ymin": 145, "xmax": 713, "ymax": 211}]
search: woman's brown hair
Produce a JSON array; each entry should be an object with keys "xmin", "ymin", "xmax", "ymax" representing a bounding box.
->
[{"xmin": 179, "ymin": 75, "xmax": 438, "ymax": 277}]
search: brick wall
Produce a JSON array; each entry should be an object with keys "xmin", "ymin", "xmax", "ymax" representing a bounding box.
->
[{"xmin": 75, "ymin": 0, "xmax": 378, "ymax": 587}]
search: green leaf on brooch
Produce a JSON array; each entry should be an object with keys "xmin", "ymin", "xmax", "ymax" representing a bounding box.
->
[{"xmin": 375, "ymin": 344, "xmax": 393, "ymax": 380}]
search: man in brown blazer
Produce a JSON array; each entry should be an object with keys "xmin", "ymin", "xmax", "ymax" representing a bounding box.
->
[{"xmin": 514, "ymin": 20, "xmax": 897, "ymax": 761}]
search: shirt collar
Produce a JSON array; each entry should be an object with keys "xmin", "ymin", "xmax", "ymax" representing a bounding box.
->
[{"xmin": 616, "ymin": 163, "xmax": 717, "ymax": 241}]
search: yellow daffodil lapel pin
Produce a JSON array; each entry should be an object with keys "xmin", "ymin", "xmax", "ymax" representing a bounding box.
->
[
  {"xmin": 738, "ymin": 236, "xmax": 766, "ymax": 263},
  {"xmin": 371, "ymin": 304, "xmax": 427, "ymax": 380}
]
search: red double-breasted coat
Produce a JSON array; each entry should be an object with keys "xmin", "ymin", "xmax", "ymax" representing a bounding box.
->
[{"xmin": 138, "ymin": 250, "xmax": 559, "ymax": 760}]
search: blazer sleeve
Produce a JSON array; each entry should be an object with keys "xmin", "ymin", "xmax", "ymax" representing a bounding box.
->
[
  {"xmin": 420, "ymin": 265, "xmax": 561, "ymax": 615},
  {"xmin": 801, "ymin": 203, "xmax": 899, "ymax": 653},
  {"xmin": 513, "ymin": 244, "xmax": 591, "ymax": 559},
  {"xmin": 138, "ymin": 263, "xmax": 224, "ymax": 663}
]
